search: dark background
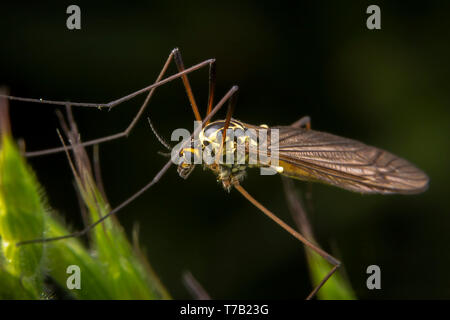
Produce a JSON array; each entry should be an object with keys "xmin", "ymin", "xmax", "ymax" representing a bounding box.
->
[{"xmin": 1, "ymin": 1, "xmax": 449, "ymax": 299}]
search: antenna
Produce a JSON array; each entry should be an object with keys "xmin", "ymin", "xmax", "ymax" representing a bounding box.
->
[{"xmin": 147, "ymin": 117, "xmax": 172, "ymax": 151}]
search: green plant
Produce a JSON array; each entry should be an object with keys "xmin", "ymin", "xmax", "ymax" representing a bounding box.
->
[
  {"xmin": 282, "ymin": 177, "xmax": 356, "ymax": 300},
  {"xmin": 0, "ymin": 104, "xmax": 170, "ymax": 300}
]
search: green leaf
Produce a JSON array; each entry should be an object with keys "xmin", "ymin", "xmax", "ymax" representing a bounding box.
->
[
  {"xmin": 0, "ymin": 136, "xmax": 46, "ymax": 299},
  {"xmin": 0, "ymin": 133, "xmax": 170, "ymax": 299},
  {"xmin": 306, "ymin": 250, "xmax": 356, "ymax": 300},
  {"xmin": 68, "ymin": 168, "xmax": 170, "ymax": 299}
]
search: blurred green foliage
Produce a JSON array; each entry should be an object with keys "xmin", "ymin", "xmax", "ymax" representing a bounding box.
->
[
  {"xmin": 307, "ymin": 251, "xmax": 356, "ymax": 300},
  {"xmin": 0, "ymin": 133, "xmax": 169, "ymax": 299}
]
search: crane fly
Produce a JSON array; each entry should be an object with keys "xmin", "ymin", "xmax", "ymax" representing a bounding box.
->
[
  {"xmin": 0, "ymin": 48, "xmax": 429, "ymax": 299},
  {"xmin": 177, "ymin": 118, "xmax": 429, "ymax": 194}
]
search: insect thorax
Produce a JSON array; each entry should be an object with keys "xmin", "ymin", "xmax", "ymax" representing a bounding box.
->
[
  {"xmin": 177, "ymin": 119, "xmax": 274, "ymax": 190},
  {"xmin": 200, "ymin": 120, "xmax": 260, "ymax": 189}
]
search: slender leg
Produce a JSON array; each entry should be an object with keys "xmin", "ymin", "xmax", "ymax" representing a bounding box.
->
[
  {"xmin": 173, "ymin": 48, "xmax": 218, "ymax": 124},
  {"xmin": 306, "ymin": 265, "xmax": 340, "ymax": 299},
  {"xmin": 2, "ymin": 50, "xmax": 215, "ymax": 157},
  {"xmin": 291, "ymin": 116, "xmax": 311, "ymax": 129},
  {"xmin": 182, "ymin": 271, "xmax": 211, "ymax": 300},
  {"xmin": 282, "ymin": 177, "xmax": 342, "ymax": 299},
  {"xmin": 215, "ymin": 88, "xmax": 239, "ymax": 163},
  {"xmin": 288, "ymin": 116, "xmax": 339, "ymax": 299},
  {"xmin": 0, "ymin": 57, "xmax": 214, "ymax": 110},
  {"xmin": 147, "ymin": 53, "xmax": 217, "ymax": 150},
  {"xmin": 234, "ymin": 183, "xmax": 341, "ymax": 300},
  {"xmin": 221, "ymin": 88, "xmax": 238, "ymax": 144},
  {"xmin": 205, "ymin": 61, "xmax": 217, "ymax": 123},
  {"xmin": 16, "ymin": 86, "xmax": 239, "ymax": 246},
  {"xmin": 172, "ymin": 48, "xmax": 203, "ymax": 122}
]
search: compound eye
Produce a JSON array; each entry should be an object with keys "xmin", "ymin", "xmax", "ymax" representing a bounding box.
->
[{"xmin": 181, "ymin": 149, "xmax": 197, "ymax": 164}]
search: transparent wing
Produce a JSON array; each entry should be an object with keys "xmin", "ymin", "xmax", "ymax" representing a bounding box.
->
[{"xmin": 270, "ymin": 126, "xmax": 429, "ymax": 194}]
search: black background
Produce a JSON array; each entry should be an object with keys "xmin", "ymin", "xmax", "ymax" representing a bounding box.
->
[{"xmin": 1, "ymin": 1, "xmax": 449, "ymax": 299}]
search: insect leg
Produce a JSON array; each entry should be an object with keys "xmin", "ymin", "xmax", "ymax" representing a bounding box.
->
[
  {"xmin": 291, "ymin": 116, "xmax": 311, "ymax": 129},
  {"xmin": 221, "ymin": 88, "xmax": 238, "ymax": 145},
  {"xmin": 234, "ymin": 183, "xmax": 341, "ymax": 300},
  {"xmin": 215, "ymin": 87, "xmax": 239, "ymax": 163},
  {"xmin": 172, "ymin": 48, "xmax": 206, "ymax": 122},
  {"xmin": 0, "ymin": 56, "xmax": 213, "ymax": 110},
  {"xmin": 16, "ymin": 86, "xmax": 239, "ymax": 246},
  {"xmin": 205, "ymin": 60, "xmax": 217, "ymax": 123},
  {"xmin": 3, "ymin": 51, "xmax": 215, "ymax": 157},
  {"xmin": 281, "ymin": 177, "xmax": 346, "ymax": 299},
  {"xmin": 182, "ymin": 271, "xmax": 211, "ymax": 300}
]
